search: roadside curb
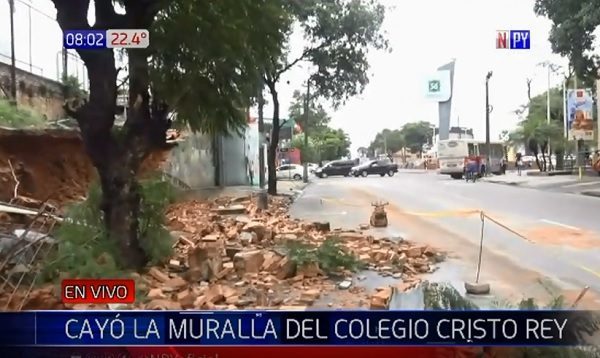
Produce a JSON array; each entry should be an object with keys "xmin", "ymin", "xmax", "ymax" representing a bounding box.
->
[
  {"xmin": 482, "ymin": 179, "xmax": 526, "ymax": 186},
  {"xmin": 278, "ymin": 181, "xmax": 312, "ymax": 201},
  {"xmin": 581, "ymin": 191, "xmax": 600, "ymax": 198}
]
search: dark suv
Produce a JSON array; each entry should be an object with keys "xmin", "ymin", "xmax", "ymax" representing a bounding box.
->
[{"xmin": 314, "ymin": 159, "xmax": 357, "ymax": 178}]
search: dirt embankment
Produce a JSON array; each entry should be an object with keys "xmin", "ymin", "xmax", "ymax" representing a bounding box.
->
[{"xmin": 0, "ymin": 128, "xmax": 170, "ymax": 207}]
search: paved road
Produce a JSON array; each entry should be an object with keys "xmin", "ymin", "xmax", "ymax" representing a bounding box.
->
[{"xmin": 290, "ymin": 170, "xmax": 600, "ymax": 307}]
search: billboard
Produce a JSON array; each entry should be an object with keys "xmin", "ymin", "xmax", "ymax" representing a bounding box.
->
[
  {"xmin": 424, "ymin": 70, "xmax": 452, "ymax": 102},
  {"xmin": 567, "ymin": 88, "xmax": 594, "ymax": 140}
]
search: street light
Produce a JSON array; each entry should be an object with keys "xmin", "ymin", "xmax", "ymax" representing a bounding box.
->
[
  {"xmin": 538, "ymin": 61, "xmax": 562, "ymax": 170},
  {"xmin": 302, "ymin": 77, "xmax": 312, "ymax": 183},
  {"xmin": 485, "ymin": 71, "xmax": 493, "ymax": 175}
]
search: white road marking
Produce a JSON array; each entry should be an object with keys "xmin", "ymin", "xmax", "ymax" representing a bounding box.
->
[
  {"xmin": 562, "ymin": 181, "xmax": 600, "ymax": 189},
  {"xmin": 540, "ymin": 219, "xmax": 581, "ymax": 231}
]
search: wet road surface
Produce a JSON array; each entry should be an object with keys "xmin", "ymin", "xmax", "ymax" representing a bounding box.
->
[{"xmin": 290, "ymin": 170, "xmax": 600, "ymax": 308}]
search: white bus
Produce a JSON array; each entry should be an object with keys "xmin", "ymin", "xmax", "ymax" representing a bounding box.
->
[{"xmin": 438, "ymin": 139, "xmax": 505, "ymax": 179}]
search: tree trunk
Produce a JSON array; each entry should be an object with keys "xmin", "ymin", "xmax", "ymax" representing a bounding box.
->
[
  {"xmin": 540, "ymin": 143, "xmax": 548, "ymax": 172},
  {"xmin": 51, "ymin": 0, "xmax": 163, "ymax": 270},
  {"xmin": 555, "ymin": 149, "xmax": 564, "ymax": 170},
  {"xmin": 266, "ymin": 81, "xmax": 280, "ymax": 195},
  {"xmin": 99, "ymin": 156, "xmax": 147, "ymax": 270}
]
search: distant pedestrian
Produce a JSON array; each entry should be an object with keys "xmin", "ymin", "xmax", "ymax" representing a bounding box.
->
[
  {"xmin": 593, "ymin": 151, "xmax": 600, "ymax": 176},
  {"xmin": 515, "ymin": 152, "xmax": 523, "ymax": 176},
  {"xmin": 500, "ymin": 157, "xmax": 507, "ymax": 175}
]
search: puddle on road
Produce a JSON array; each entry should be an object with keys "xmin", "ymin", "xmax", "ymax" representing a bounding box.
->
[{"xmin": 312, "ymin": 259, "xmax": 502, "ymax": 310}]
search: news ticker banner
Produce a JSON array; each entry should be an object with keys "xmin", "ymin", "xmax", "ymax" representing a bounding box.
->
[{"xmin": 1, "ymin": 310, "xmax": 600, "ymax": 347}]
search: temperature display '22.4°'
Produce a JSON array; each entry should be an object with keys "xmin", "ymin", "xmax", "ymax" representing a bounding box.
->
[{"xmin": 63, "ymin": 29, "xmax": 149, "ymax": 49}]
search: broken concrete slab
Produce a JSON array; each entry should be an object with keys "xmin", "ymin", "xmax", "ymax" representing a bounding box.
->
[{"xmin": 213, "ymin": 205, "xmax": 246, "ymax": 215}]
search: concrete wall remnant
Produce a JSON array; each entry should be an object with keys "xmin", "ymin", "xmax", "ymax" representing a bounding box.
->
[{"xmin": 0, "ymin": 62, "xmax": 65, "ymax": 121}]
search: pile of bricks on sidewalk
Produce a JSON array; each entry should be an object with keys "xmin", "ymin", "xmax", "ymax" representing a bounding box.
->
[
  {"xmin": 16, "ymin": 195, "xmax": 444, "ymax": 311},
  {"xmin": 127, "ymin": 195, "xmax": 445, "ymax": 311}
]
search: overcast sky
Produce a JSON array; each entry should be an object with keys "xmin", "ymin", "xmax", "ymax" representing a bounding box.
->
[{"xmin": 0, "ymin": 0, "xmax": 574, "ymax": 154}]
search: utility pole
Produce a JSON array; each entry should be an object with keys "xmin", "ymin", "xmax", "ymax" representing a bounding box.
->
[
  {"xmin": 9, "ymin": 0, "xmax": 17, "ymax": 106},
  {"xmin": 257, "ymin": 79, "xmax": 268, "ymax": 209},
  {"xmin": 28, "ymin": 4, "xmax": 32, "ymax": 72},
  {"xmin": 485, "ymin": 71, "xmax": 493, "ymax": 175},
  {"xmin": 597, "ymin": 69, "xmax": 600, "ymax": 160},
  {"xmin": 302, "ymin": 78, "xmax": 310, "ymax": 183},
  {"xmin": 383, "ymin": 134, "xmax": 387, "ymax": 155},
  {"xmin": 562, "ymin": 76, "xmax": 567, "ymax": 139}
]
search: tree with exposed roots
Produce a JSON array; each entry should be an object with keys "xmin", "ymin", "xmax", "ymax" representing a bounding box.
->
[{"xmin": 51, "ymin": 0, "xmax": 289, "ymax": 269}]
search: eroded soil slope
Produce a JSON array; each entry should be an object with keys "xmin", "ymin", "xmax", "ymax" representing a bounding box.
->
[{"xmin": 0, "ymin": 128, "xmax": 170, "ymax": 207}]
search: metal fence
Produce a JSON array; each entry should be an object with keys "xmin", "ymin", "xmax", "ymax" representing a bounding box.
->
[{"xmin": 1, "ymin": 0, "xmax": 88, "ymax": 89}]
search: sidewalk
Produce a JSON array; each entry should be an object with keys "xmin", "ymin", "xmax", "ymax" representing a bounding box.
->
[
  {"xmin": 481, "ymin": 171, "xmax": 600, "ymax": 197},
  {"xmin": 180, "ymin": 180, "xmax": 311, "ymax": 201},
  {"xmin": 480, "ymin": 171, "xmax": 576, "ymax": 187}
]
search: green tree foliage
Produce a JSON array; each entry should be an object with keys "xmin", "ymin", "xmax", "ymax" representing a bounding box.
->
[
  {"xmin": 400, "ymin": 121, "xmax": 434, "ymax": 153},
  {"xmin": 287, "ymin": 90, "xmax": 331, "ymax": 133},
  {"xmin": 62, "ymin": 75, "xmax": 86, "ymax": 100},
  {"xmin": 43, "ymin": 178, "xmax": 175, "ymax": 281},
  {"xmin": 368, "ymin": 129, "xmax": 404, "ymax": 155},
  {"xmin": 291, "ymin": 127, "xmax": 351, "ymax": 162},
  {"xmin": 534, "ymin": 0, "xmax": 600, "ymax": 87},
  {"xmin": 50, "ymin": 0, "xmax": 290, "ymax": 269},
  {"xmin": 263, "ymin": 0, "xmax": 389, "ymax": 194},
  {"xmin": 368, "ymin": 121, "xmax": 434, "ymax": 157},
  {"xmin": 510, "ymin": 89, "xmax": 565, "ymax": 171},
  {"xmin": 0, "ymin": 100, "xmax": 45, "ymax": 128},
  {"xmin": 151, "ymin": 0, "xmax": 291, "ymax": 135}
]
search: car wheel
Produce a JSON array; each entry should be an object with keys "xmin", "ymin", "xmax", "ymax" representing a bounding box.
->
[
  {"xmin": 293, "ymin": 174, "xmax": 302, "ymax": 181},
  {"xmin": 387, "ymin": 170, "xmax": 395, "ymax": 177},
  {"xmin": 361, "ymin": 171, "xmax": 368, "ymax": 177},
  {"xmin": 321, "ymin": 172, "xmax": 328, "ymax": 178}
]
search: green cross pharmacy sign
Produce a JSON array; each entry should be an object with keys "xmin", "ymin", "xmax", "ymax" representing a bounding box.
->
[
  {"xmin": 425, "ymin": 70, "xmax": 451, "ymax": 102},
  {"xmin": 428, "ymin": 80, "xmax": 440, "ymax": 93}
]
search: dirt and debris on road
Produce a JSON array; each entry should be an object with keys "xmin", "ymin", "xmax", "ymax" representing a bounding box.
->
[
  {"xmin": 3, "ymin": 193, "xmax": 443, "ymax": 311},
  {"xmin": 121, "ymin": 195, "xmax": 444, "ymax": 311},
  {"xmin": 0, "ymin": 127, "xmax": 444, "ymax": 311}
]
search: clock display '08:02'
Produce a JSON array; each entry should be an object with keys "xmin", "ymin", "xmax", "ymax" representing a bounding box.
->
[{"xmin": 63, "ymin": 29, "xmax": 150, "ymax": 50}]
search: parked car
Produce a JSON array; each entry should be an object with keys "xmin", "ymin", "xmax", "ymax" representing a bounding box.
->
[
  {"xmin": 350, "ymin": 159, "xmax": 398, "ymax": 177},
  {"xmin": 276, "ymin": 164, "xmax": 304, "ymax": 180},
  {"xmin": 314, "ymin": 159, "xmax": 357, "ymax": 178},
  {"xmin": 307, "ymin": 163, "xmax": 318, "ymax": 174}
]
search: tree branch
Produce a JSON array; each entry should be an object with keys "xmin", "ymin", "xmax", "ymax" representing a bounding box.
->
[
  {"xmin": 51, "ymin": 0, "xmax": 90, "ymax": 29},
  {"xmin": 123, "ymin": 0, "xmax": 163, "ymax": 27},
  {"xmin": 278, "ymin": 119, "xmax": 289, "ymax": 130},
  {"xmin": 94, "ymin": 0, "xmax": 126, "ymax": 28},
  {"xmin": 274, "ymin": 38, "xmax": 333, "ymax": 80}
]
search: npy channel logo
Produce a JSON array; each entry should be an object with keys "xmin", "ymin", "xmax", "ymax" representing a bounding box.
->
[{"xmin": 496, "ymin": 30, "xmax": 530, "ymax": 49}]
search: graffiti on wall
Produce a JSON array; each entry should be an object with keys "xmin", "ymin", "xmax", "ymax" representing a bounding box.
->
[{"xmin": 245, "ymin": 119, "xmax": 260, "ymax": 186}]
